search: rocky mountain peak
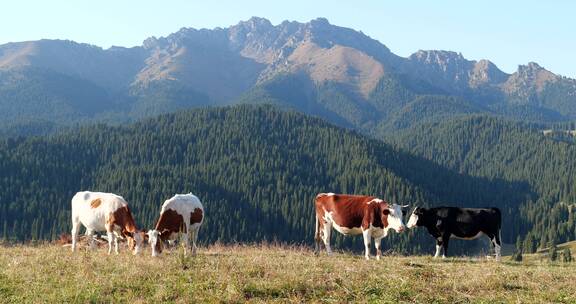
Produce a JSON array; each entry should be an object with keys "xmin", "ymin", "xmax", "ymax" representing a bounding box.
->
[
  {"xmin": 240, "ymin": 16, "xmax": 274, "ymax": 29},
  {"xmin": 309, "ymin": 17, "xmax": 331, "ymax": 28},
  {"xmin": 410, "ymin": 50, "xmax": 467, "ymax": 66},
  {"xmin": 517, "ymin": 62, "xmax": 548, "ymax": 76},
  {"xmin": 507, "ymin": 62, "xmax": 558, "ymax": 92},
  {"xmin": 470, "ymin": 59, "xmax": 509, "ymax": 87},
  {"xmin": 407, "ymin": 50, "xmax": 474, "ymax": 92}
]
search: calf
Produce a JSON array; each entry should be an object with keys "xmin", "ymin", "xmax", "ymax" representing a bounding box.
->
[
  {"xmin": 314, "ymin": 193, "xmax": 407, "ymax": 260},
  {"xmin": 406, "ymin": 206, "xmax": 502, "ymax": 260},
  {"xmin": 71, "ymin": 191, "xmax": 143, "ymax": 255},
  {"xmin": 147, "ymin": 193, "xmax": 204, "ymax": 257}
]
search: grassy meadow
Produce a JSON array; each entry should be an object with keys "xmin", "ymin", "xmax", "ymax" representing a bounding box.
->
[{"xmin": 0, "ymin": 243, "xmax": 575, "ymax": 303}]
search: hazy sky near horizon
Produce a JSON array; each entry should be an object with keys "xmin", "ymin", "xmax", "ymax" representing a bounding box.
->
[{"xmin": 1, "ymin": 1, "xmax": 574, "ymax": 77}]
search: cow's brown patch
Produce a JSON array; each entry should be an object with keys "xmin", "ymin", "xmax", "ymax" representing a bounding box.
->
[
  {"xmin": 90, "ymin": 198, "xmax": 102, "ymax": 209},
  {"xmin": 107, "ymin": 205, "xmax": 138, "ymax": 237},
  {"xmin": 315, "ymin": 194, "xmax": 390, "ymax": 230},
  {"xmin": 190, "ymin": 208, "xmax": 203, "ymax": 224},
  {"xmin": 156, "ymin": 209, "xmax": 185, "ymax": 239}
]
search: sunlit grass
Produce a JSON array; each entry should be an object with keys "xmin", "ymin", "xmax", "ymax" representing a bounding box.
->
[{"xmin": 0, "ymin": 243, "xmax": 575, "ymax": 303}]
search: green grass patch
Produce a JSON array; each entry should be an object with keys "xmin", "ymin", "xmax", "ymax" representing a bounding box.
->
[{"xmin": 0, "ymin": 244, "xmax": 575, "ymax": 303}]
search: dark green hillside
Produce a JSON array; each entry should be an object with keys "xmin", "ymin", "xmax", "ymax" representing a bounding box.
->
[
  {"xmin": 0, "ymin": 105, "xmax": 532, "ymax": 254},
  {"xmin": 379, "ymin": 95, "xmax": 485, "ymax": 131},
  {"xmin": 391, "ymin": 116, "xmax": 576, "ymax": 248},
  {"xmin": 129, "ymin": 80, "xmax": 211, "ymax": 119},
  {"xmin": 0, "ymin": 67, "xmax": 119, "ymax": 128}
]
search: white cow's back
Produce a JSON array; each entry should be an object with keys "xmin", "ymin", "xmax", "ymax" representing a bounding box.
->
[
  {"xmin": 161, "ymin": 193, "xmax": 203, "ymax": 225},
  {"xmin": 71, "ymin": 191, "xmax": 128, "ymax": 232}
]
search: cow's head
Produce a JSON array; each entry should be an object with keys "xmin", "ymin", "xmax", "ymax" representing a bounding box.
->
[
  {"xmin": 147, "ymin": 229, "xmax": 163, "ymax": 257},
  {"xmin": 381, "ymin": 203, "xmax": 407, "ymax": 233},
  {"xmin": 407, "ymin": 207, "xmax": 426, "ymax": 229},
  {"xmin": 126, "ymin": 231, "xmax": 144, "ymax": 255}
]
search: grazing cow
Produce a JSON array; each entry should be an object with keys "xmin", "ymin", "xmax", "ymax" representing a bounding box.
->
[
  {"xmin": 314, "ymin": 193, "xmax": 407, "ymax": 260},
  {"xmin": 406, "ymin": 206, "xmax": 502, "ymax": 260},
  {"xmin": 71, "ymin": 191, "xmax": 144, "ymax": 255},
  {"xmin": 147, "ymin": 193, "xmax": 204, "ymax": 257}
]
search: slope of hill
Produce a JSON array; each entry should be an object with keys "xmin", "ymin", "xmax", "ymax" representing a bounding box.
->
[
  {"xmin": 0, "ymin": 105, "xmax": 536, "ymax": 254},
  {"xmin": 0, "ymin": 17, "xmax": 575, "ymax": 136}
]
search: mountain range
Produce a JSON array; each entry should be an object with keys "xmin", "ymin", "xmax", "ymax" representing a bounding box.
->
[{"xmin": 1, "ymin": 17, "xmax": 575, "ymax": 136}]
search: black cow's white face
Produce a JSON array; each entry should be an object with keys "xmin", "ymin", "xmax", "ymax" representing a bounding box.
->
[{"xmin": 407, "ymin": 207, "xmax": 423, "ymax": 229}]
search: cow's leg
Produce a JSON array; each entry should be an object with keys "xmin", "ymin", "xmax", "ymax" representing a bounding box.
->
[
  {"xmin": 114, "ymin": 233, "xmax": 119, "ymax": 254},
  {"xmin": 322, "ymin": 221, "xmax": 333, "ymax": 255},
  {"xmin": 489, "ymin": 230, "xmax": 502, "ymax": 261},
  {"xmin": 441, "ymin": 235, "xmax": 450, "ymax": 259},
  {"xmin": 71, "ymin": 219, "xmax": 81, "ymax": 252},
  {"xmin": 191, "ymin": 226, "xmax": 199, "ymax": 256},
  {"xmin": 314, "ymin": 214, "xmax": 323, "ymax": 255},
  {"xmin": 105, "ymin": 223, "xmax": 117, "ymax": 255},
  {"xmin": 86, "ymin": 229, "xmax": 96, "ymax": 251},
  {"xmin": 434, "ymin": 237, "xmax": 443, "ymax": 258},
  {"xmin": 374, "ymin": 236, "xmax": 383, "ymax": 261},
  {"xmin": 362, "ymin": 229, "xmax": 372, "ymax": 260},
  {"xmin": 106, "ymin": 231, "xmax": 115, "ymax": 255},
  {"xmin": 181, "ymin": 232, "xmax": 190, "ymax": 255}
]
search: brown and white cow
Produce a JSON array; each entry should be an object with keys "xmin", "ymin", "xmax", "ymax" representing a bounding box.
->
[
  {"xmin": 314, "ymin": 193, "xmax": 407, "ymax": 260},
  {"xmin": 147, "ymin": 193, "xmax": 204, "ymax": 257},
  {"xmin": 71, "ymin": 191, "xmax": 144, "ymax": 255}
]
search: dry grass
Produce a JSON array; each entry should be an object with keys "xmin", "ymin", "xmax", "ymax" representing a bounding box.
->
[{"xmin": 0, "ymin": 243, "xmax": 575, "ymax": 303}]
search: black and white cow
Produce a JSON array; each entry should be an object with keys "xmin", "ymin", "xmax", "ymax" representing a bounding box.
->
[{"xmin": 406, "ymin": 206, "xmax": 502, "ymax": 260}]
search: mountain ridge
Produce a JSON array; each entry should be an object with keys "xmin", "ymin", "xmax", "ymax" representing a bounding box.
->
[{"xmin": 0, "ymin": 17, "xmax": 574, "ymax": 135}]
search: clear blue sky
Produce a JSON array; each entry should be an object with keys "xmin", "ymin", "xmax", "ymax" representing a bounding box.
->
[{"xmin": 1, "ymin": 0, "xmax": 574, "ymax": 77}]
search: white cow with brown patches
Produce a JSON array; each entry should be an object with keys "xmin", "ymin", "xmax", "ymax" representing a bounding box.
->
[
  {"xmin": 71, "ymin": 191, "xmax": 144, "ymax": 255},
  {"xmin": 147, "ymin": 193, "xmax": 204, "ymax": 257}
]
